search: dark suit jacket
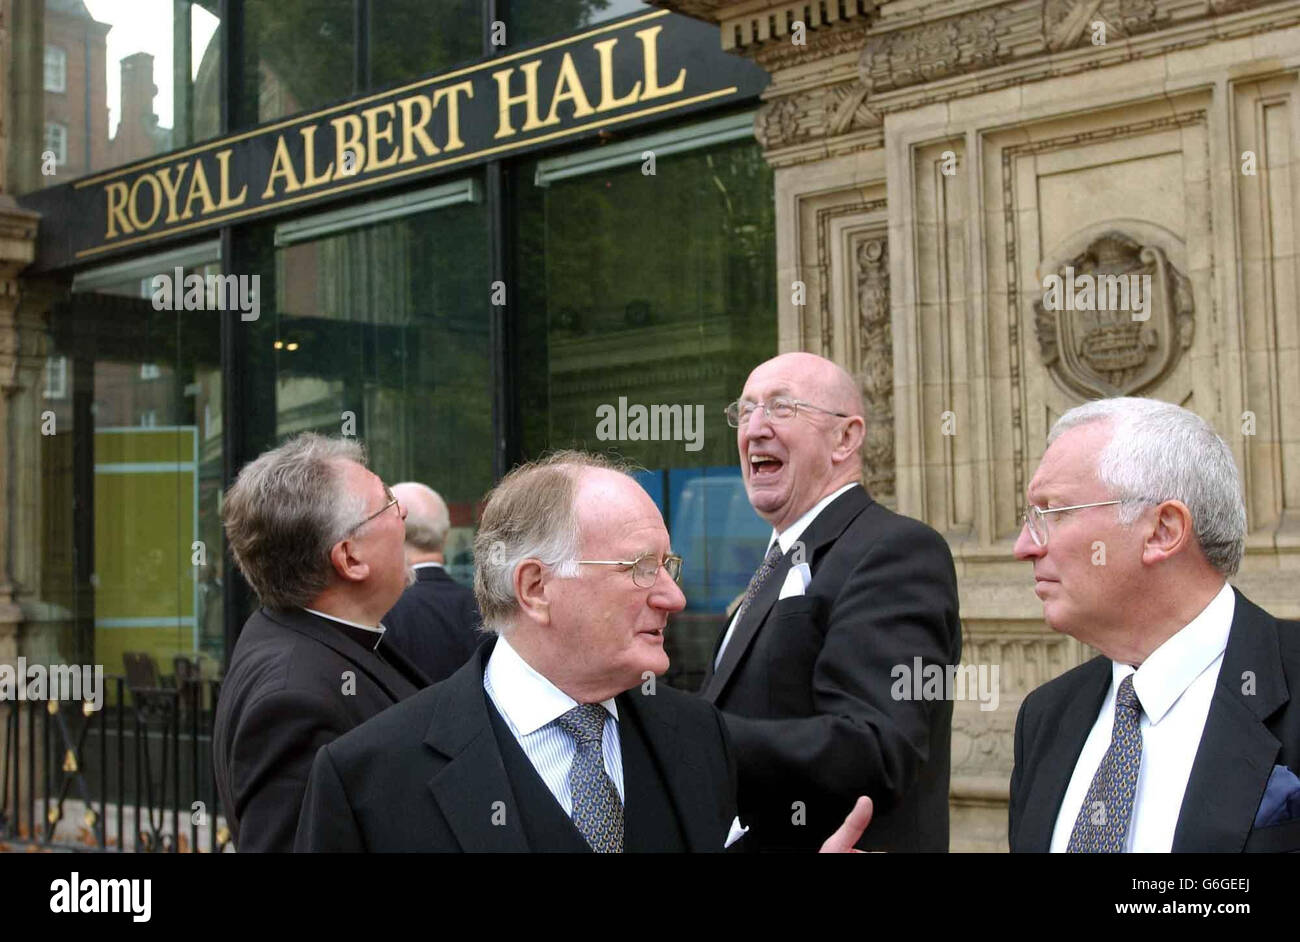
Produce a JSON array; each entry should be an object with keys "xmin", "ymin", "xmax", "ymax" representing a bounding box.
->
[
  {"xmin": 293, "ymin": 639, "xmax": 740, "ymax": 852},
  {"xmin": 1010, "ymin": 588, "xmax": 1300, "ymax": 852},
  {"xmin": 383, "ymin": 565, "xmax": 484, "ymax": 683},
  {"xmin": 701, "ymin": 485, "xmax": 962, "ymax": 852},
  {"xmin": 213, "ymin": 607, "xmax": 428, "ymax": 852}
]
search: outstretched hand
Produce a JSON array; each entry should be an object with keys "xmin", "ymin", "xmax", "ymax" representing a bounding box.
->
[{"xmin": 818, "ymin": 796, "xmax": 873, "ymax": 853}]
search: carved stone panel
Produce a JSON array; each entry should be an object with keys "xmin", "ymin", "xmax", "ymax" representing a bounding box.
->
[{"xmin": 1033, "ymin": 232, "xmax": 1195, "ymax": 398}]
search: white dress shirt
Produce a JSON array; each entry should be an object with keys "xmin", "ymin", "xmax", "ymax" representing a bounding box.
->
[
  {"xmin": 714, "ymin": 482, "xmax": 859, "ymax": 667},
  {"xmin": 411, "ymin": 561, "xmax": 444, "ymax": 570},
  {"xmin": 482, "ymin": 634, "xmax": 624, "ymax": 814},
  {"xmin": 1050, "ymin": 581, "xmax": 1235, "ymax": 852}
]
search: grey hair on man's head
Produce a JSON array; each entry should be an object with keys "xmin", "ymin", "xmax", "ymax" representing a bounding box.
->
[
  {"xmin": 222, "ymin": 433, "xmax": 368, "ymax": 609},
  {"xmin": 398, "ymin": 483, "xmax": 451, "ymax": 553},
  {"xmin": 473, "ymin": 450, "xmax": 631, "ymax": 635},
  {"xmin": 1048, "ymin": 397, "xmax": 1246, "ymax": 576}
]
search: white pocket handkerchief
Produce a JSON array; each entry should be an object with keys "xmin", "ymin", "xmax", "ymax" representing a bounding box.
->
[
  {"xmin": 778, "ymin": 562, "xmax": 812, "ymax": 600},
  {"xmin": 724, "ymin": 816, "xmax": 749, "ymax": 849}
]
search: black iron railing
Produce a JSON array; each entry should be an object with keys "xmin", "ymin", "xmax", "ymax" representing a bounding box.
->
[{"xmin": 0, "ymin": 674, "xmax": 227, "ymax": 852}]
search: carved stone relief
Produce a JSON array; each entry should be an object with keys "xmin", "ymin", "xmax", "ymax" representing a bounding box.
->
[
  {"xmin": 857, "ymin": 237, "xmax": 897, "ymax": 504},
  {"xmin": 1033, "ymin": 231, "xmax": 1195, "ymax": 399}
]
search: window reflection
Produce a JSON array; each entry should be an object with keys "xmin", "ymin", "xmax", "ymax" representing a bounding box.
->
[
  {"xmin": 9, "ymin": 0, "xmax": 222, "ymax": 194},
  {"xmin": 516, "ymin": 127, "xmax": 776, "ymax": 689},
  {"xmin": 29, "ymin": 248, "xmax": 226, "ymax": 690}
]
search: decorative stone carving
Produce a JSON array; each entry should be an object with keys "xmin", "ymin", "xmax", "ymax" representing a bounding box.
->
[
  {"xmin": 856, "ymin": 237, "xmax": 896, "ymax": 503},
  {"xmin": 755, "ymin": 95, "xmax": 807, "ymax": 150},
  {"xmin": 1045, "ymin": 0, "xmax": 1165, "ymax": 50},
  {"xmin": 756, "ymin": 83, "xmax": 881, "ymax": 151},
  {"xmin": 1033, "ymin": 232, "xmax": 1194, "ymax": 399},
  {"xmin": 862, "ymin": 8, "xmax": 1007, "ymax": 95}
]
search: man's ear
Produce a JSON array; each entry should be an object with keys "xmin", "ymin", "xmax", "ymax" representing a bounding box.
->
[
  {"xmin": 1141, "ymin": 499, "xmax": 1195, "ymax": 566},
  {"xmin": 514, "ymin": 559, "xmax": 552, "ymax": 627},
  {"xmin": 329, "ymin": 538, "xmax": 371, "ymax": 584},
  {"xmin": 832, "ymin": 416, "xmax": 866, "ymax": 464}
]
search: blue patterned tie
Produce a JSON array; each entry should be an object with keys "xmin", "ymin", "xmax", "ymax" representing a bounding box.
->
[
  {"xmin": 555, "ymin": 704, "xmax": 624, "ymax": 854},
  {"xmin": 1067, "ymin": 674, "xmax": 1143, "ymax": 852},
  {"xmin": 733, "ymin": 542, "xmax": 785, "ymax": 628}
]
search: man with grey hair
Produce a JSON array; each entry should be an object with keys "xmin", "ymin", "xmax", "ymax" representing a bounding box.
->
[
  {"xmin": 1011, "ymin": 397, "xmax": 1300, "ymax": 852},
  {"xmin": 295, "ymin": 451, "xmax": 873, "ymax": 852},
  {"xmin": 382, "ymin": 482, "xmax": 483, "ymax": 683},
  {"xmin": 214, "ymin": 433, "xmax": 429, "ymax": 852}
]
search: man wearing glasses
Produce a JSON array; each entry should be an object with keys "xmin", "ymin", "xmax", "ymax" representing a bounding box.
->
[
  {"xmin": 703, "ymin": 351, "xmax": 962, "ymax": 852},
  {"xmin": 295, "ymin": 451, "xmax": 873, "ymax": 852},
  {"xmin": 214, "ymin": 434, "xmax": 430, "ymax": 852},
  {"xmin": 1011, "ymin": 397, "xmax": 1300, "ymax": 852}
]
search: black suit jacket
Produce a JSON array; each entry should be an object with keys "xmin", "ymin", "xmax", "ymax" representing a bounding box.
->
[
  {"xmin": 213, "ymin": 607, "xmax": 428, "ymax": 852},
  {"xmin": 383, "ymin": 566, "xmax": 484, "ymax": 683},
  {"xmin": 701, "ymin": 485, "xmax": 962, "ymax": 852},
  {"xmin": 293, "ymin": 639, "xmax": 739, "ymax": 852},
  {"xmin": 1010, "ymin": 588, "xmax": 1300, "ymax": 852}
]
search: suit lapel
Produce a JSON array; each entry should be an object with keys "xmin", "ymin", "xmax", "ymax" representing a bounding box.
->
[
  {"xmin": 620, "ymin": 690, "xmax": 717, "ymax": 852},
  {"xmin": 1173, "ymin": 590, "xmax": 1287, "ymax": 852},
  {"xmin": 422, "ymin": 642, "xmax": 530, "ymax": 852},
  {"xmin": 268, "ymin": 607, "xmax": 420, "ymax": 701},
  {"xmin": 702, "ymin": 486, "xmax": 874, "ymax": 702},
  {"xmin": 1017, "ymin": 660, "xmax": 1111, "ymax": 852}
]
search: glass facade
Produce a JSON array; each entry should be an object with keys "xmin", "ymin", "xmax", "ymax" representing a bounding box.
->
[
  {"xmin": 7, "ymin": 0, "xmax": 223, "ymax": 194},
  {"xmin": 15, "ymin": 2, "xmax": 774, "ymax": 691},
  {"xmin": 516, "ymin": 132, "xmax": 776, "ymax": 687},
  {"xmin": 29, "ymin": 246, "xmax": 226, "ymax": 687}
]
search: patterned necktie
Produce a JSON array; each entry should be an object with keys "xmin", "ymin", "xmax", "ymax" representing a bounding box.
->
[
  {"xmin": 555, "ymin": 704, "xmax": 624, "ymax": 854},
  {"xmin": 733, "ymin": 542, "xmax": 785, "ymax": 629},
  {"xmin": 1067, "ymin": 674, "xmax": 1143, "ymax": 852}
]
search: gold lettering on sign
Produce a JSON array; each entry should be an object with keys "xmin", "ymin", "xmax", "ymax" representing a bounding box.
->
[
  {"xmin": 300, "ymin": 124, "xmax": 335, "ymax": 186},
  {"xmin": 433, "ymin": 80, "xmax": 473, "ymax": 151},
  {"xmin": 592, "ymin": 37, "xmax": 641, "ymax": 112},
  {"xmin": 543, "ymin": 52, "xmax": 595, "ymax": 126},
  {"xmin": 331, "ymin": 114, "xmax": 366, "ymax": 180},
  {"xmin": 127, "ymin": 174, "xmax": 163, "ymax": 231},
  {"xmin": 493, "ymin": 60, "xmax": 544, "ymax": 139},
  {"xmin": 182, "ymin": 158, "xmax": 216, "ymax": 219},
  {"xmin": 105, "ymin": 181, "xmax": 132, "ymax": 238},
  {"xmin": 262, "ymin": 135, "xmax": 302, "ymax": 198},
  {"xmin": 155, "ymin": 161, "xmax": 188, "ymax": 224},
  {"xmin": 215, "ymin": 149, "xmax": 247, "ymax": 209},
  {"xmin": 363, "ymin": 102, "xmax": 399, "ymax": 172},
  {"xmin": 635, "ymin": 26, "xmax": 686, "ymax": 101},
  {"xmin": 398, "ymin": 94, "xmax": 439, "ymax": 164}
]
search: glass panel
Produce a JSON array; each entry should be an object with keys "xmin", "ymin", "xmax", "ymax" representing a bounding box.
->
[
  {"xmin": 515, "ymin": 127, "xmax": 777, "ymax": 690},
  {"xmin": 7, "ymin": 1, "xmax": 222, "ymax": 194},
  {"xmin": 511, "ymin": 0, "xmax": 650, "ymax": 46},
  {"xmin": 27, "ymin": 248, "xmax": 224, "ymax": 692},
  {"xmin": 367, "ymin": 0, "xmax": 482, "ymax": 91},
  {"xmin": 243, "ymin": 0, "xmax": 355, "ymax": 126},
  {"xmin": 238, "ymin": 184, "xmax": 493, "ymax": 590}
]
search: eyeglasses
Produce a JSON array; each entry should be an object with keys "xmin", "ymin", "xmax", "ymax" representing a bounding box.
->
[
  {"xmin": 1022, "ymin": 499, "xmax": 1126, "ymax": 547},
  {"xmin": 576, "ymin": 552, "xmax": 683, "ymax": 588},
  {"xmin": 347, "ymin": 485, "xmax": 403, "ymax": 535},
  {"xmin": 724, "ymin": 396, "xmax": 850, "ymax": 428}
]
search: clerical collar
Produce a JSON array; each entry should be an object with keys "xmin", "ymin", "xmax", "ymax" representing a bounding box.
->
[{"xmin": 302, "ymin": 607, "xmax": 386, "ymax": 652}]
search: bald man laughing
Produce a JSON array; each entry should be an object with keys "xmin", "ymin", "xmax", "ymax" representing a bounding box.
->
[
  {"xmin": 701, "ymin": 352, "xmax": 962, "ymax": 852},
  {"xmin": 381, "ymin": 482, "xmax": 484, "ymax": 684}
]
